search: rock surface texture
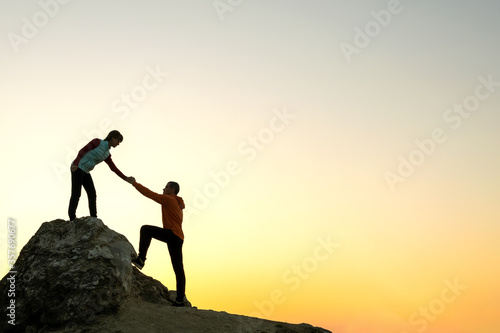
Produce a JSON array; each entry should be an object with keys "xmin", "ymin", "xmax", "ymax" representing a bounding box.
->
[{"xmin": 0, "ymin": 217, "xmax": 331, "ymax": 333}]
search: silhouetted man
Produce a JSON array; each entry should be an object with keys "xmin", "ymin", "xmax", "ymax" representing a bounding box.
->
[{"xmin": 127, "ymin": 178, "xmax": 186, "ymax": 306}]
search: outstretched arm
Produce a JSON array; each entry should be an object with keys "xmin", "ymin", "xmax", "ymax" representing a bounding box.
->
[
  {"xmin": 132, "ymin": 182, "xmax": 165, "ymax": 205},
  {"xmin": 104, "ymin": 156, "xmax": 129, "ymax": 181}
]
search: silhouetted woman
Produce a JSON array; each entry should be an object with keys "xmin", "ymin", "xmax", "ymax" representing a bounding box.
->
[{"xmin": 68, "ymin": 130, "xmax": 133, "ymax": 221}]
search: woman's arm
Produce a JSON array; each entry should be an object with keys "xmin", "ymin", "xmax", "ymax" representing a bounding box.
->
[{"xmin": 104, "ymin": 156, "xmax": 128, "ymax": 180}]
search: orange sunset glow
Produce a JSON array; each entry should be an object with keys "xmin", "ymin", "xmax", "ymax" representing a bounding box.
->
[{"xmin": 1, "ymin": 1, "xmax": 500, "ymax": 332}]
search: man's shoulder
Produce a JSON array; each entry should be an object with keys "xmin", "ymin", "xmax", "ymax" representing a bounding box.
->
[{"xmin": 163, "ymin": 195, "xmax": 183, "ymax": 205}]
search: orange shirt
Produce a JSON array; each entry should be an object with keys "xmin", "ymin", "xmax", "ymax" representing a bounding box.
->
[{"xmin": 133, "ymin": 182, "xmax": 185, "ymax": 240}]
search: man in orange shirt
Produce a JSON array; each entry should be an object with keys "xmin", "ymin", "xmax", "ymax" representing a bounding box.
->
[{"xmin": 127, "ymin": 178, "xmax": 187, "ymax": 306}]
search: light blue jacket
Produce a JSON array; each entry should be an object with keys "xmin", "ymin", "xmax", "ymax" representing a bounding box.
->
[{"xmin": 78, "ymin": 140, "xmax": 110, "ymax": 173}]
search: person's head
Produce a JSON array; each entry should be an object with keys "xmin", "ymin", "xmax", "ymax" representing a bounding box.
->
[
  {"xmin": 163, "ymin": 181, "xmax": 180, "ymax": 195},
  {"xmin": 104, "ymin": 130, "xmax": 123, "ymax": 148}
]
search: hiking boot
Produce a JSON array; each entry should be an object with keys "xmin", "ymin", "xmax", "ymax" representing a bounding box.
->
[
  {"xmin": 172, "ymin": 300, "xmax": 185, "ymax": 307},
  {"xmin": 132, "ymin": 256, "xmax": 145, "ymax": 269}
]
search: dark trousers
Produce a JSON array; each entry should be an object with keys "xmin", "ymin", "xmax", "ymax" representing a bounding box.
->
[
  {"xmin": 68, "ymin": 168, "xmax": 97, "ymax": 221},
  {"xmin": 138, "ymin": 225, "xmax": 186, "ymax": 302}
]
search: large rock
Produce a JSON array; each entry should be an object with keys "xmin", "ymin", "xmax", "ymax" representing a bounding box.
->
[
  {"xmin": 0, "ymin": 217, "xmax": 332, "ymax": 333},
  {"xmin": 0, "ymin": 217, "xmax": 182, "ymax": 332}
]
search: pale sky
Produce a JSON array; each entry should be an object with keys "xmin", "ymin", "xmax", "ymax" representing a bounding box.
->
[{"xmin": 1, "ymin": 1, "xmax": 500, "ymax": 332}]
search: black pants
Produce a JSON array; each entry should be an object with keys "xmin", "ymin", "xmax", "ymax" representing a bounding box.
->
[
  {"xmin": 138, "ymin": 225, "xmax": 186, "ymax": 302},
  {"xmin": 68, "ymin": 168, "xmax": 97, "ymax": 221}
]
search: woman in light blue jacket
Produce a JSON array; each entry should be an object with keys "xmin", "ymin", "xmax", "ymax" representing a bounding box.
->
[{"xmin": 68, "ymin": 130, "xmax": 133, "ymax": 221}]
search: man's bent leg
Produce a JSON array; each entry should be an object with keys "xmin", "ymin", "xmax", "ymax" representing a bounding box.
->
[{"xmin": 138, "ymin": 225, "xmax": 171, "ymax": 260}]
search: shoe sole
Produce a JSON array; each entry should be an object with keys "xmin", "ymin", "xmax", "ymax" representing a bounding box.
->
[{"xmin": 132, "ymin": 261, "xmax": 144, "ymax": 270}]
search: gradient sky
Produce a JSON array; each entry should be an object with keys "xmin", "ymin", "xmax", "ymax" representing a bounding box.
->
[{"xmin": 1, "ymin": 1, "xmax": 500, "ymax": 332}]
